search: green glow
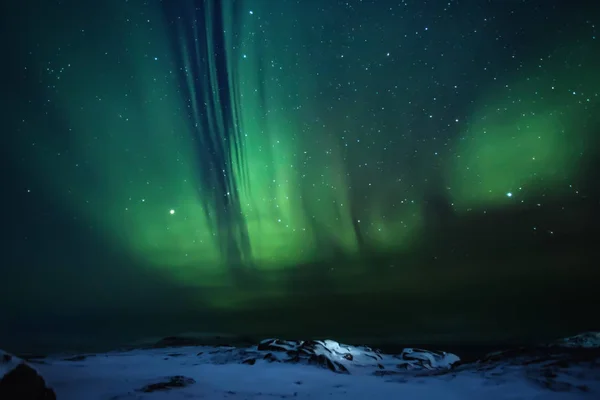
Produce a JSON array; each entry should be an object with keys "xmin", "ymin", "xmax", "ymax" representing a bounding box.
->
[
  {"xmin": 18, "ymin": 0, "xmax": 598, "ymax": 295},
  {"xmin": 447, "ymin": 44, "xmax": 599, "ymax": 210}
]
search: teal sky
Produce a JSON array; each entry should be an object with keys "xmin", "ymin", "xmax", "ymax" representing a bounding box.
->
[{"xmin": 1, "ymin": 0, "xmax": 598, "ymax": 350}]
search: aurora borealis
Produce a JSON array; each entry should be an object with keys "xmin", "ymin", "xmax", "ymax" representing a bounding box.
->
[{"xmin": 1, "ymin": 0, "xmax": 599, "ymax": 351}]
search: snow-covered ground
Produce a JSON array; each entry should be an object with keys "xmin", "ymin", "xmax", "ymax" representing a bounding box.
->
[{"xmin": 3, "ymin": 335, "xmax": 600, "ymax": 399}]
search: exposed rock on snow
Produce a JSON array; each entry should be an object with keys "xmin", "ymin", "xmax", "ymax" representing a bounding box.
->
[
  {"xmin": 0, "ymin": 349, "xmax": 56, "ymax": 400},
  {"xmin": 553, "ymin": 332, "xmax": 600, "ymax": 349},
  {"xmin": 219, "ymin": 338, "xmax": 460, "ymax": 374},
  {"xmin": 398, "ymin": 347, "xmax": 460, "ymax": 370},
  {"xmin": 138, "ymin": 375, "xmax": 196, "ymax": 393}
]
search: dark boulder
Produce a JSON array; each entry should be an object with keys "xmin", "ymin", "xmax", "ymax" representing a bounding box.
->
[
  {"xmin": 138, "ymin": 375, "xmax": 196, "ymax": 393},
  {"xmin": 0, "ymin": 351, "xmax": 56, "ymax": 400}
]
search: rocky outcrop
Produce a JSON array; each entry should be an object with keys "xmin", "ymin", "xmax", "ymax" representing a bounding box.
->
[
  {"xmin": 138, "ymin": 375, "xmax": 196, "ymax": 393},
  {"xmin": 0, "ymin": 350, "xmax": 56, "ymax": 400},
  {"xmin": 239, "ymin": 339, "xmax": 460, "ymax": 374},
  {"xmin": 553, "ymin": 332, "xmax": 600, "ymax": 349}
]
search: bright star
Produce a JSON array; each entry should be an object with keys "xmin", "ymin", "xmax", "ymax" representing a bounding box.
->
[{"xmin": 169, "ymin": 209, "xmax": 175, "ymax": 215}]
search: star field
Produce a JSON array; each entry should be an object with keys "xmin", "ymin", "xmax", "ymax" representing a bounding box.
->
[{"xmin": 4, "ymin": 0, "xmax": 599, "ymax": 286}]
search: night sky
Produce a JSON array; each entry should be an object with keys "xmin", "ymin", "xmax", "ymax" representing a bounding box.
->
[{"xmin": 1, "ymin": 0, "xmax": 599, "ymax": 353}]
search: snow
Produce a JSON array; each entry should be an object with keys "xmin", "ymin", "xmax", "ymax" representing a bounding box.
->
[{"xmin": 4, "ymin": 336, "xmax": 600, "ymax": 399}]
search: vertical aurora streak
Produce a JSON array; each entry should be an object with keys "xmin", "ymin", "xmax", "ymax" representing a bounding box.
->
[
  {"xmin": 166, "ymin": 0, "xmax": 253, "ymax": 268},
  {"xmin": 11, "ymin": 0, "xmax": 599, "ymax": 291}
]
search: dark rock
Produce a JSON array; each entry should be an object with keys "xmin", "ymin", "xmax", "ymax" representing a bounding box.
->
[
  {"xmin": 257, "ymin": 339, "xmax": 295, "ymax": 352},
  {"xmin": 258, "ymin": 339, "xmax": 354, "ymax": 373},
  {"xmin": 577, "ymin": 385, "xmax": 590, "ymax": 392},
  {"xmin": 0, "ymin": 363, "xmax": 56, "ymax": 400},
  {"xmin": 365, "ymin": 353, "xmax": 381, "ymax": 361},
  {"xmin": 263, "ymin": 353, "xmax": 278, "ymax": 362},
  {"xmin": 138, "ymin": 375, "xmax": 196, "ymax": 393},
  {"xmin": 400, "ymin": 348, "xmax": 454, "ymax": 369},
  {"xmin": 553, "ymin": 332, "xmax": 600, "ymax": 349},
  {"xmin": 205, "ymin": 338, "xmax": 458, "ymax": 375},
  {"xmin": 253, "ymin": 339, "xmax": 393, "ymax": 374},
  {"xmin": 307, "ymin": 354, "xmax": 349, "ymax": 374},
  {"xmin": 373, "ymin": 370, "xmax": 402, "ymax": 377}
]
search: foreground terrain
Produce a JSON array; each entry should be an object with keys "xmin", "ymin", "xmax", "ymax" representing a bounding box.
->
[{"xmin": 2, "ymin": 332, "xmax": 600, "ymax": 399}]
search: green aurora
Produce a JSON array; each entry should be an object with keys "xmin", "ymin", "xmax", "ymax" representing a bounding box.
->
[{"xmin": 11, "ymin": 0, "xmax": 599, "ymax": 298}]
